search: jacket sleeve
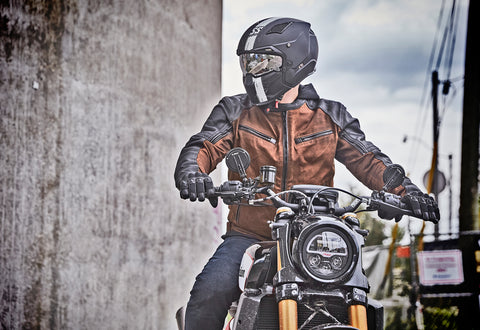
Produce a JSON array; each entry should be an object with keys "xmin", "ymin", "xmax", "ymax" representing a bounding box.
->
[
  {"xmin": 174, "ymin": 94, "xmax": 251, "ymax": 189},
  {"xmin": 320, "ymin": 99, "xmax": 420, "ymax": 195}
]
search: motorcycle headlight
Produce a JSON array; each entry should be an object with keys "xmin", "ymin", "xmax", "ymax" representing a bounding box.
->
[{"xmin": 295, "ymin": 219, "xmax": 358, "ymax": 283}]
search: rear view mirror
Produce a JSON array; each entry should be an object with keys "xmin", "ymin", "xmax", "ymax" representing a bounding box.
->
[{"xmin": 225, "ymin": 147, "xmax": 251, "ymax": 179}]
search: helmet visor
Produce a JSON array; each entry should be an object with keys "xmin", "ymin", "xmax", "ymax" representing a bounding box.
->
[{"xmin": 239, "ymin": 53, "xmax": 283, "ymax": 77}]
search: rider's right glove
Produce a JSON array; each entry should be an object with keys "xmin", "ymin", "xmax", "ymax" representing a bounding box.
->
[
  {"xmin": 401, "ymin": 191, "xmax": 440, "ymax": 224},
  {"xmin": 179, "ymin": 172, "xmax": 218, "ymax": 208}
]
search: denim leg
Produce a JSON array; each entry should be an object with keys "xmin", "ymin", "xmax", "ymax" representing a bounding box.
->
[{"xmin": 185, "ymin": 235, "xmax": 258, "ymax": 330}]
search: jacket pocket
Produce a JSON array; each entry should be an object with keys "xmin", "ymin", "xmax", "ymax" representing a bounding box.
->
[
  {"xmin": 239, "ymin": 125, "xmax": 277, "ymax": 144},
  {"xmin": 294, "ymin": 129, "xmax": 333, "ymax": 144}
]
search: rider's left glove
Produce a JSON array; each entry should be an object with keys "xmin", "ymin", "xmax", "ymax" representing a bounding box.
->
[
  {"xmin": 179, "ymin": 172, "xmax": 218, "ymax": 207},
  {"xmin": 401, "ymin": 191, "xmax": 440, "ymax": 224}
]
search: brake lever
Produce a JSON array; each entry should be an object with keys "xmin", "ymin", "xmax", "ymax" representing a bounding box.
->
[
  {"xmin": 368, "ymin": 191, "xmax": 415, "ymax": 221},
  {"xmin": 214, "ymin": 180, "xmax": 270, "ymax": 205}
]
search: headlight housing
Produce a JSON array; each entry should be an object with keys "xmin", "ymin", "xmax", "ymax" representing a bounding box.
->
[{"xmin": 294, "ymin": 218, "xmax": 359, "ymax": 283}]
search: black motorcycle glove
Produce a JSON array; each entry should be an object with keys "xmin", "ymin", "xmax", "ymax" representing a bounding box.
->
[
  {"xmin": 401, "ymin": 191, "xmax": 440, "ymax": 224},
  {"xmin": 179, "ymin": 172, "xmax": 218, "ymax": 207}
]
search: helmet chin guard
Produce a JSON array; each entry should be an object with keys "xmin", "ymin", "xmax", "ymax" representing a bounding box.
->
[{"xmin": 237, "ymin": 17, "xmax": 318, "ymax": 106}]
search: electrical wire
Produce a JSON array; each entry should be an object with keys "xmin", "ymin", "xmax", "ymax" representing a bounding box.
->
[
  {"xmin": 435, "ymin": 1, "xmax": 454, "ymax": 71},
  {"xmin": 418, "ymin": 0, "xmax": 446, "ymax": 110},
  {"xmin": 409, "ymin": 0, "xmax": 447, "ymax": 173},
  {"xmin": 408, "ymin": 96, "xmax": 432, "ymax": 173},
  {"xmin": 438, "ymin": 0, "xmax": 461, "ymax": 130},
  {"xmin": 408, "ymin": 0, "xmax": 464, "ymax": 173},
  {"xmin": 444, "ymin": 0, "xmax": 459, "ymax": 80}
]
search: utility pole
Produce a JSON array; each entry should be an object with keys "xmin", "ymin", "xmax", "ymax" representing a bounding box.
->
[
  {"xmin": 459, "ymin": 0, "xmax": 479, "ymax": 232},
  {"xmin": 458, "ymin": 2, "xmax": 479, "ymax": 327},
  {"xmin": 430, "ymin": 70, "xmax": 440, "ymax": 239},
  {"xmin": 448, "ymin": 154, "xmax": 453, "ymax": 235}
]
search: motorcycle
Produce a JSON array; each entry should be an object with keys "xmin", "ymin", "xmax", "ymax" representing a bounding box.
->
[{"xmin": 177, "ymin": 147, "xmax": 425, "ymax": 330}]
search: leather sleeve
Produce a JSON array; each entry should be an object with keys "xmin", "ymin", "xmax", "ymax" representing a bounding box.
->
[
  {"xmin": 320, "ymin": 99, "xmax": 420, "ymax": 195},
  {"xmin": 174, "ymin": 94, "xmax": 252, "ymax": 189}
]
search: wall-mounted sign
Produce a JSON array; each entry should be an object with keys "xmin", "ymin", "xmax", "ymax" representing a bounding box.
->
[{"xmin": 417, "ymin": 249, "xmax": 464, "ymax": 286}]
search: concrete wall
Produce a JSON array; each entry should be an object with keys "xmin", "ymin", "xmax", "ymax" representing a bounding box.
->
[{"xmin": 0, "ymin": 1, "xmax": 223, "ymax": 329}]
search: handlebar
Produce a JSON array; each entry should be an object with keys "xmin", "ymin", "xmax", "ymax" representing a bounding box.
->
[{"xmin": 213, "ymin": 180, "xmax": 417, "ymax": 221}]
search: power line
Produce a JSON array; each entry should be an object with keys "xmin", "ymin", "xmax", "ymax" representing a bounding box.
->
[
  {"xmin": 434, "ymin": 0, "xmax": 455, "ymax": 71},
  {"xmin": 409, "ymin": 0, "xmax": 447, "ymax": 172},
  {"xmin": 419, "ymin": 0, "xmax": 446, "ymax": 109},
  {"xmin": 444, "ymin": 0, "xmax": 460, "ymax": 79},
  {"xmin": 408, "ymin": 0, "xmax": 464, "ymax": 173}
]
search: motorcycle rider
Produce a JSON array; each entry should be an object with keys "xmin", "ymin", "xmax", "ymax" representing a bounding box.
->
[{"xmin": 174, "ymin": 17, "xmax": 440, "ymax": 330}]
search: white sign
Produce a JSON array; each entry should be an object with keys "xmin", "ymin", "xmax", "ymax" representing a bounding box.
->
[{"xmin": 417, "ymin": 249, "xmax": 464, "ymax": 286}]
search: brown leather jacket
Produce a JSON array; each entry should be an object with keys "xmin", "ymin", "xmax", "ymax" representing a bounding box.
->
[{"xmin": 175, "ymin": 84, "xmax": 418, "ymax": 240}]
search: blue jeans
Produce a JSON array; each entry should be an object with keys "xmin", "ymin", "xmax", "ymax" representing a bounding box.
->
[{"xmin": 185, "ymin": 234, "xmax": 258, "ymax": 330}]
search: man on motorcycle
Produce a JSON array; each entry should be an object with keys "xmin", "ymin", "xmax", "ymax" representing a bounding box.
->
[{"xmin": 174, "ymin": 17, "xmax": 440, "ymax": 330}]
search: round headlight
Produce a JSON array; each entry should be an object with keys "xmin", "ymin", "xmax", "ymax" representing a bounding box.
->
[{"xmin": 295, "ymin": 219, "xmax": 358, "ymax": 283}]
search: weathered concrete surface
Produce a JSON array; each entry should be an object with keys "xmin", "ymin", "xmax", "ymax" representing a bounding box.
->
[{"xmin": 0, "ymin": 1, "xmax": 222, "ymax": 329}]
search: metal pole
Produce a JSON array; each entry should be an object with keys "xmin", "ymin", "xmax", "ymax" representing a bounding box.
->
[
  {"xmin": 431, "ymin": 70, "xmax": 440, "ymax": 240},
  {"xmin": 459, "ymin": 0, "xmax": 479, "ymax": 232},
  {"xmin": 448, "ymin": 154, "xmax": 453, "ymax": 236}
]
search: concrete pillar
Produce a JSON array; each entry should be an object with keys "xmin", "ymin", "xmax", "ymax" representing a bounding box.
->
[{"xmin": 0, "ymin": 1, "xmax": 222, "ymax": 329}]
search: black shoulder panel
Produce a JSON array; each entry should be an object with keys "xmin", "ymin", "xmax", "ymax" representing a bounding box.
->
[
  {"xmin": 174, "ymin": 94, "xmax": 252, "ymax": 188},
  {"xmin": 319, "ymin": 98, "xmax": 393, "ymax": 166}
]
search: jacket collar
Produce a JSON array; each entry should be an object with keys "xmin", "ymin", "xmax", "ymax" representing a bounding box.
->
[{"xmin": 261, "ymin": 84, "xmax": 320, "ymax": 112}]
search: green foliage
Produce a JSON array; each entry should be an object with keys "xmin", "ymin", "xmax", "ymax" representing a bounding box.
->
[
  {"xmin": 359, "ymin": 211, "xmax": 387, "ymax": 246},
  {"xmin": 423, "ymin": 306, "xmax": 458, "ymax": 330},
  {"xmin": 357, "ymin": 210, "xmax": 406, "ymax": 246},
  {"xmin": 385, "ymin": 306, "xmax": 417, "ymax": 330}
]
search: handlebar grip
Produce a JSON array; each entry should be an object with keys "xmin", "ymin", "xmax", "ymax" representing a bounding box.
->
[
  {"xmin": 213, "ymin": 180, "xmax": 243, "ymax": 196},
  {"xmin": 371, "ymin": 191, "xmax": 418, "ymax": 220}
]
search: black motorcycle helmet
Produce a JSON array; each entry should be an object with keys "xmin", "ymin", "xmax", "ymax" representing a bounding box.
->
[{"xmin": 236, "ymin": 17, "xmax": 318, "ymax": 106}]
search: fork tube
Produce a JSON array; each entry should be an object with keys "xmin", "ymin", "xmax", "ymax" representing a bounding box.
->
[
  {"xmin": 279, "ymin": 300, "xmax": 297, "ymax": 330},
  {"xmin": 349, "ymin": 304, "xmax": 368, "ymax": 330},
  {"xmin": 277, "ymin": 241, "xmax": 297, "ymax": 330}
]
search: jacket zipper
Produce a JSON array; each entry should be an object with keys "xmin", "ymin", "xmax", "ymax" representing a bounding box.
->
[
  {"xmin": 239, "ymin": 125, "xmax": 277, "ymax": 144},
  {"xmin": 294, "ymin": 129, "xmax": 333, "ymax": 144},
  {"xmin": 281, "ymin": 111, "xmax": 288, "ymax": 191}
]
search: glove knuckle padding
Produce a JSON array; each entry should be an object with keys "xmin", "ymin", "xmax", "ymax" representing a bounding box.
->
[
  {"xmin": 179, "ymin": 180, "xmax": 189, "ymax": 199},
  {"xmin": 402, "ymin": 194, "xmax": 421, "ymax": 217},
  {"xmin": 196, "ymin": 178, "xmax": 206, "ymax": 201},
  {"xmin": 181, "ymin": 172, "xmax": 217, "ymax": 206},
  {"xmin": 402, "ymin": 191, "xmax": 440, "ymax": 223},
  {"xmin": 188, "ymin": 178, "xmax": 197, "ymax": 201}
]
